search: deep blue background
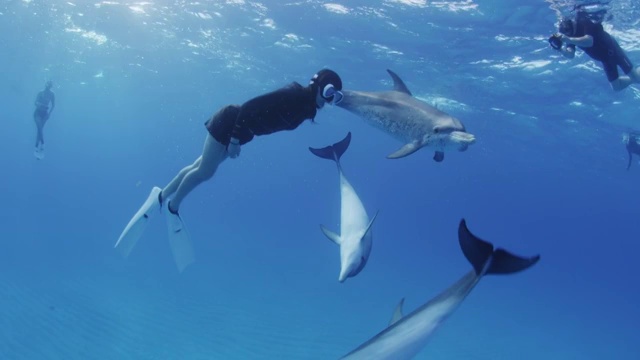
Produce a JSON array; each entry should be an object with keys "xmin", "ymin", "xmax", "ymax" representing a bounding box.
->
[{"xmin": 1, "ymin": 1, "xmax": 639, "ymax": 359}]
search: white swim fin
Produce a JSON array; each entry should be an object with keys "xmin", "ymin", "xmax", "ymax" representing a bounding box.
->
[
  {"xmin": 114, "ymin": 186, "xmax": 162, "ymax": 257},
  {"xmin": 165, "ymin": 204, "xmax": 195, "ymax": 273}
]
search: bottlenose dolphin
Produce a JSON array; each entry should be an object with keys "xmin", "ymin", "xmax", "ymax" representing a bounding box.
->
[
  {"xmin": 623, "ymin": 131, "xmax": 640, "ymax": 169},
  {"xmin": 309, "ymin": 132, "xmax": 378, "ymax": 282},
  {"xmin": 337, "ymin": 69, "xmax": 476, "ymax": 162},
  {"xmin": 340, "ymin": 219, "xmax": 540, "ymax": 359}
]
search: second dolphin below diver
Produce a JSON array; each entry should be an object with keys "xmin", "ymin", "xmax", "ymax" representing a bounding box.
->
[
  {"xmin": 337, "ymin": 69, "xmax": 476, "ymax": 162},
  {"xmin": 309, "ymin": 132, "xmax": 378, "ymax": 283},
  {"xmin": 339, "ymin": 219, "xmax": 540, "ymax": 360}
]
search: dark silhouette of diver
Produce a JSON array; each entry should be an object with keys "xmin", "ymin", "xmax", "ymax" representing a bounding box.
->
[
  {"xmin": 623, "ymin": 132, "xmax": 640, "ymax": 170},
  {"xmin": 33, "ymin": 80, "xmax": 56, "ymax": 159}
]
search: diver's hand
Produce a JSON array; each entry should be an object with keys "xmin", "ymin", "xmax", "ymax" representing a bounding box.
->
[
  {"xmin": 558, "ymin": 33, "xmax": 573, "ymax": 45},
  {"xmin": 227, "ymin": 138, "xmax": 241, "ymax": 158}
]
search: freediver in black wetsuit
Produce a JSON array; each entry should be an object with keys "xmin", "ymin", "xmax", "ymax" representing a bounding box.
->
[
  {"xmin": 33, "ymin": 80, "xmax": 55, "ymax": 159},
  {"xmin": 549, "ymin": 7, "xmax": 640, "ymax": 91},
  {"xmin": 115, "ymin": 69, "xmax": 345, "ymax": 271}
]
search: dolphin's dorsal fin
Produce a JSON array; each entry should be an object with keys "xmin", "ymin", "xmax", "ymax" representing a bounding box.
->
[
  {"xmin": 387, "ymin": 141, "xmax": 421, "ymax": 159},
  {"xmin": 386, "ymin": 69, "xmax": 412, "ymax": 96},
  {"xmin": 389, "ymin": 297, "xmax": 405, "ymax": 326},
  {"xmin": 320, "ymin": 225, "xmax": 341, "ymax": 245}
]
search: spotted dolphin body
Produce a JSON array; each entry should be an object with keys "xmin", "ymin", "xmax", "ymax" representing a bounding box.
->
[
  {"xmin": 309, "ymin": 132, "xmax": 378, "ymax": 283},
  {"xmin": 340, "ymin": 219, "xmax": 540, "ymax": 360},
  {"xmin": 337, "ymin": 69, "xmax": 476, "ymax": 162}
]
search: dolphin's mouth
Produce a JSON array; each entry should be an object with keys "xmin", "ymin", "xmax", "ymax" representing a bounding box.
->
[{"xmin": 450, "ymin": 131, "xmax": 476, "ymax": 151}]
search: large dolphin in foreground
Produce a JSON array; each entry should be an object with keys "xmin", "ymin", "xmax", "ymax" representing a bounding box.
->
[
  {"xmin": 337, "ymin": 69, "xmax": 476, "ymax": 162},
  {"xmin": 340, "ymin": 219, "xmax": 540, "ymax": 359},
  {"xmin": 310, "ymin": 132, "xmax": 378, "ymax": 282}
]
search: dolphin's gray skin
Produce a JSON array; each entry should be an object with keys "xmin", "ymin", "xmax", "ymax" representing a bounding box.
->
[
  {"xmin": 337, "ymin": 69, "xmax": 475, "ymax": 162},
  {"xmin": 623, "ymin": 132, "xmax": 640, "ymax": 169},
  {"xmin": 309, "ymin": 132, "xmax": 378, "ymax": 282},
  {"xmin": 340, "ymin": 219, "xmax": 540, "ymax": 360}
]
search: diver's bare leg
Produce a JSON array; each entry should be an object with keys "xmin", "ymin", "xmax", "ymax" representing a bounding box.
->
[
  {"xmin": 161, "ymin": 134, "xmax": 228, "ymax": 212},
  {"xmin": 34, "ymin": 116, "xmax": 45, "ymax": 147}
]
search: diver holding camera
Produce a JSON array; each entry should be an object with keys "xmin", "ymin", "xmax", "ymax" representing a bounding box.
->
[
  {"xmin": 548, "ymin": 33, "xmax": 564, "ymax": 51},
  {"xmin": 549, "ymin": 8, "xmax": 640, "ymax": 92}
]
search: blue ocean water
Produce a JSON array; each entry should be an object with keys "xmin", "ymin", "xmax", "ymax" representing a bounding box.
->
[{"xmin": 1, "ymin": 0, "xmax": 639, "ymax": 359}]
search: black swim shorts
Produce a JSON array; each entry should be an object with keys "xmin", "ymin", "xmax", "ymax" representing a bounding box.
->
[
  {"xmin": 33, "ymin": 107, "xmax": 48, "ymax": 120},
  {"xmin": 204, "ymin": 105, "xmax": 241, "ymax": 146}
]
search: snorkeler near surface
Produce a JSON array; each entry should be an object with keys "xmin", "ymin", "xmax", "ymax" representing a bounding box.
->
[
  {"xmin": 548, "ymin": 3, "xmax": 640, "ymax": 91},
  {"xmin": 622, "ymin": 132, "xmax": 640, "ymax": 170},
  {"xmin": 33, "ymin": 80, "xmax": 55, "ymax": 159},
  {"xmin": 114, "ymin": 69, "xmax": 345, "ymax": 272}
]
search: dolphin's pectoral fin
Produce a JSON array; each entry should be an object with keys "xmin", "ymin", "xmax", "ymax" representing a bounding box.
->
[
  {"xmin": 386, "ymin": 69, "xmax": 412, "ymax": 96},
  {"xmin": 320, "ymin": 225, "xmax": 341, "ymax": 245},
  {"xmin": 389, "ymin": 297, "xmax": 405, "ymax": 326},
  {"xmin": 433, "ymin": 151, "xmax": 444, "ymax": 162},
  {"xmin": 387, "ymin": 142, "xmax": 421, "ymax": 159},
  {"xmin": 361, "ymin": 211, "xmax": 379, "ymax": 239},
  {"xmin": 627, "ymin": 149, "xmax": 632, "ymax": 170}
]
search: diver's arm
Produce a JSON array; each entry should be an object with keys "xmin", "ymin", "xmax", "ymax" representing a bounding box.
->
[
  {"xmin": 34, "ymin": 92, "xmax": 42, "ymax": 107},
  {"xmin": 49, "ymin": 93, "xmax": 55, "ymax": 115},
  {"xmin": 628, "ymin": 149, "xmax": 633, "ymax": 170},
  {"xmin": 561, "ymin": 34, "xmax": 593, "ymax": 48}
]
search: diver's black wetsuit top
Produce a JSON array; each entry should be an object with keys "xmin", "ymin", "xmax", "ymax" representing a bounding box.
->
[
  {"xmin": 204, "ymin": 82, "xmax": 317, "ymax": 146},
  {"xmin": 231, "ymin": 82, "xmax": 317, "ymax": 144},
  {"xmin": 232, "ymin": 82, "xmax": 317, "ymax": 144},
  {"xmin": 568, "ymin": 17, "xmax": 633, "ymax": 81},
  {"xmin": 569, "ymin": 18, "xmax": 613, "ymax": 61}
]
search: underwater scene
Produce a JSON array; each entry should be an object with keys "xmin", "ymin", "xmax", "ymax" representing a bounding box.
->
[{"xmin": 1, "ymin": 0, "xmax": 639, "ymax": 359}]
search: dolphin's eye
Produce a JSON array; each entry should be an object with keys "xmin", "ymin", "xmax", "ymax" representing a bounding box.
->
[{"xmin": 433, "ymin": 127, "xmax": 439, "ymax": 134}]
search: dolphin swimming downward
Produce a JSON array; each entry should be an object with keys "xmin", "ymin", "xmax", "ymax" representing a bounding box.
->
[
  {"xmin": 340, "ymin": 219, "xmax": 540, "ymax": 359},
  {"xmin": 309, "ymin": 132, "xmax": 378, "ymax": 283},
  {"xmin": 337, "ymin": 69, "xmax": 476, "ymax": 162}
]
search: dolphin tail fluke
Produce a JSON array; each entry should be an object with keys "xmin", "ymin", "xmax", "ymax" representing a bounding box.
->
[
  {"xmin": 309, "ymin": 132, "xmax": 352, "ymax": 163},
  {"xmin": 458, "ymin": 219, "xmax": 540, "ymax": 276},
  {"xmin": 486, "ymin": 249, "xmax": 540, "ymax": 275}
]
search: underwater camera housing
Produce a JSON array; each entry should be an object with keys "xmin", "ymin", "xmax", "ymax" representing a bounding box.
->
[{"xmin": 548, "ymin": 33, "xmax": 563, "ymax": 50}]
